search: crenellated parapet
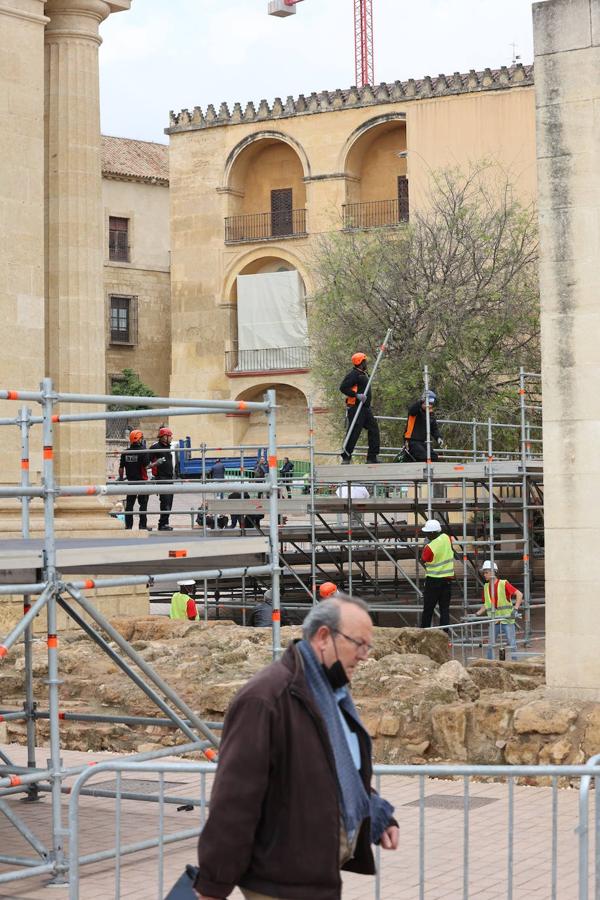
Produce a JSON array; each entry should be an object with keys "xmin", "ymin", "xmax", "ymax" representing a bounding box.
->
[{"xmin": 166, "ymin": 63, "xmax": 534, "ymax": 134}]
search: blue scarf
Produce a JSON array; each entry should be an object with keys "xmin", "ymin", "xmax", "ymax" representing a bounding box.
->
[{"xmin": 297, "ymin": 640, "xmax": 394, "ymax": 844}]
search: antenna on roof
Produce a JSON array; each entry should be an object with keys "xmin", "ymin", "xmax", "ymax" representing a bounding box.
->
[{"xmin": 510, "ymin": 42, "xmax": 521, "ymax": 66}]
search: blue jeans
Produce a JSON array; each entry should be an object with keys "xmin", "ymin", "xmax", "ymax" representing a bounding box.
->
[{"xmin": 487, "ymin": 621, "xmax": 517, "ymax": 659}]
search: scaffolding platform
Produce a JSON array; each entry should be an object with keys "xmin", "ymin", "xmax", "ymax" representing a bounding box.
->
[
  {"xmin": 316, "ymin": 460, "xmax": 544, "ymax": 483},
  {"xmin": 0, "ymin": 534, "xmax": 269, "ymax": 581}
]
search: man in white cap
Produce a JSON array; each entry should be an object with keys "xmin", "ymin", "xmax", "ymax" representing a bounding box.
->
[
  {"xmin": 420, "ymin": 519, "xmax": 455, "ymax": 629},
  {"xmin": 169, "ymin": 580, "xmax": 199, "ymax": 621},
  {"xmin": 476, "ymin": 560, "xmax": 523, "ymax": 659}
]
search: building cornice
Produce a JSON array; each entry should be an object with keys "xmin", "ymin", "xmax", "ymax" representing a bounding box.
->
[
  {"xmin": 103, "ymin": 172, "xmax": 169, "ymax": 187},
  {"xmin": 166, "ymin": 64, "xmax": 534, "ymax": 135},
  {"xmin": 0, "ymin": 3, "xmax": 49, "ymax": 24}
]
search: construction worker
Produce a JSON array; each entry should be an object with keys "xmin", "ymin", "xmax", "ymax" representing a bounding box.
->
[
  {"xmin": 339, "ymin": 352, "xmax": 380, "ymax": 464},
  {"xmin": 169, "ymin": 580, "xmax": 199, "ymax": 621},
  {"xmin": 149, "ymin": 427, "xmax": 176, "ymax": 531},
  {"xmin": 249, "ymin": 588, "xmax": 274, "ymax": 627},
  {"xmin": 403, "ymin": 391, "xmax": 443, "ymax": 462},
  {"xmin": 476, "ymin": 560, "xmax": 523, "ymax": 659},
  {"xmin": 420, "ymin": 519, "xmax": 455, "ymax": 629},
  {"xmin": 118, "ymin": 430, "xmax": 150, "ymax": 530},
  {"xmin": 318, "ymin": 582, "xmax": 338, "ymax": 600}
]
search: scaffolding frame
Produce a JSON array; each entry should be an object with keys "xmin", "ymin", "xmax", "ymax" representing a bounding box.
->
[
  {"xmin": 170, "ymin": 369, "xmax": 544, "ymax": 648},
  {"xmin": 0, "ymin": 380, "xmax": 281, "ymax": 888}
]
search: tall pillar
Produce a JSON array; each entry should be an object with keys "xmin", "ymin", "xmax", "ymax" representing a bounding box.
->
[
  {"xmin": 0, "ymin": 1, "xmax": 48, "ymax": 484},
  {"xmin": 534, "ymin": 0, "xmax": 600, "ymax": 698},
  {"xmin": 44, "ymin": 0, "xmax": 130, "ymax": 484}
]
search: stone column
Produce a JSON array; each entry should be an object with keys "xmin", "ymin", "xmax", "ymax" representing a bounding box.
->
[
  {"xmin": 44, "ymin": 0, "xmax": 130, "ymax": 484},
  {"xmin": 0, "ymin": 1, "xmax": 48, "ymax": 483},
  {"xmin": 533, "ymin": 0, "xmax": 600, "ymax": 698}
]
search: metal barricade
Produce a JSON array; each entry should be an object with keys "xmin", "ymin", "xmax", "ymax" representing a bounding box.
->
[{"xmin": 67, "ymin": 758, "xmax": 600, "ymax": 899}]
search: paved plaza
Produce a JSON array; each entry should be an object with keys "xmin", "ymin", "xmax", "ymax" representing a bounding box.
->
[{"xmin": 0, "ymin": 743, "xmax": 591, "ymax": 899}]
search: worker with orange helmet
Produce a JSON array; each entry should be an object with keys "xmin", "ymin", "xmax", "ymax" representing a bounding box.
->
[
  {"xmin": 318, "ymin": 582, "xmax": 338, "ymax": 600},
  {"xmin": 339, "ymin": 351, "xmax": 380, "ymax": 464},
  {"xmin": 118, "ymin": 430, "xmax": 151, "ymax": 530},
  {"xmin": 149, "ymin": 426, "xmax": 176, "ymax": 531}
]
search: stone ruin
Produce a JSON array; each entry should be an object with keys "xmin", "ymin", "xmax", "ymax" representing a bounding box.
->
[{"xmin": 1, "ymin": 618, "xmax": 599, "ymax": 771}]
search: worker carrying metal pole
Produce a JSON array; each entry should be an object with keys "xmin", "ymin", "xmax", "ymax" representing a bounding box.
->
[{"xmin": 339, "ymin": 329, "xmax": 392, "ymax": 465}]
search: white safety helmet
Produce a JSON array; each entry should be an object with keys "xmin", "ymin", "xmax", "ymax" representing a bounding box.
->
[
  {"xmin": 481, "ymin": 560, "xmax": 498, "ymax": 572},
  {"xmin": 178, "ymin": 579, "xmax": 196, "ymax": 587},
  {"xmin": 422, "ymin": 519, "xmax": 442, "ymax": 534},
  {"xmin": 263, "ymin": 589, "xmax": 273, "ymax": 602}
]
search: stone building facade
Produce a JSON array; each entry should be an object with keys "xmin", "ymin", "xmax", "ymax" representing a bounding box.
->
[
  {"xmin": 166, "ymin": 64, "xmax": 537, "ymax": 449},
  {"xmin": 102, "ymin": 136, "xmax": 171, "ymax": 409}
]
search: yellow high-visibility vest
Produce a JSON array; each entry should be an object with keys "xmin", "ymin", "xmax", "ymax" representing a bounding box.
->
[
  {"xmin": 483, "ymin": 580, "xmax": 514, "ymax": 621},
  {"xmin": 169, "ymin": 591, "xmax": 198, "ymax": 621},
  {"xmin": 424, "ymin": 533, "xmax": 454, "ymax": 579}
]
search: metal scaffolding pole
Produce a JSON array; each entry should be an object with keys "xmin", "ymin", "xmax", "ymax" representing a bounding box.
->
[
  {"xmin": 266, "ymin": 389, "xmax": 282, "ymax": 659},
  {"xmin": 19, "ymin": 407, "xmax": 38, "ymax": 799},
  {"xmin": 519, "ymin": 368, "xmax": 533, "ymax": 643}
]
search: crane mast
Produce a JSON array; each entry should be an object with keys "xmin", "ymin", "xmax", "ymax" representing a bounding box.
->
[
  {"xmin": 268, "ymin": 0, "xmax": 375, "ymax": 87},
  {"xmin": 354, "ymin": 0, "xmax": 374, "ymax": 87}
]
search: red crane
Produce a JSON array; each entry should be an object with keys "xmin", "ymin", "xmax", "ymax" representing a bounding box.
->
[{"xmin": 268, "ymin": 0, "xmax": 375, "ymax": 87}]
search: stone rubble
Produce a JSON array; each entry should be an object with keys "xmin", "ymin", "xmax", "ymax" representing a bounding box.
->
[{"xmin": 0, "ymin": 618, "xmax": 598, "ymax": 766}]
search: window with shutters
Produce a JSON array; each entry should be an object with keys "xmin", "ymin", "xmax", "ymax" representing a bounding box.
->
[
  {"xmin": 398, "ymin": 176, "xmax": 410, "ymax": 223},
  {"xmin": 109, "ymin": 295, "xmax": 137, "ymax": 345},
  {"xmin": 271, "ymin": 188, "xmax": 293, "ymax": 237},
  {"xmin": 109, "ymin": 216, "xmax": 130, "ymax": 262}
]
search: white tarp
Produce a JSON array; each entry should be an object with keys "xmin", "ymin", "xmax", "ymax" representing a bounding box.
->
[{"xmin": 236, "ymin": 271, "xmax": 308, "ymax": 369}]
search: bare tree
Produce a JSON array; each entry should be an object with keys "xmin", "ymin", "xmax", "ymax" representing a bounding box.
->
[{"xmin": 310, "ymin": 164, "xmax": 540, "ymax": 452}]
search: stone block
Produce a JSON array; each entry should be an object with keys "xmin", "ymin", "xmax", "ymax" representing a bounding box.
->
[
  {"xmin": 504, "ymin": 734, "xmax": 544, "ymax": 765},
  {"xmin": 582, "ymin": 706, "xmax": 600, "ymax": 757},
  {"xmin": 378, "ymin": 714, "xmax": 400, "ymax": 737},
  {"xmin": 431, "ymin": 702, "xmax": 469, "ymax": 761},
  {"xmin": 513, "ymin": 700, "xmax": 579, "ymax": 734},
  {"xmin": 533, "ymin": 0, "xmax": 592, "ymax": 56}
]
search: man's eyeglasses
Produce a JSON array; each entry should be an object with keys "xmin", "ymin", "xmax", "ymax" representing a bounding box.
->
[{"xmin": 331, "ymin": 629, "xmax": 373, "ymax": 657}]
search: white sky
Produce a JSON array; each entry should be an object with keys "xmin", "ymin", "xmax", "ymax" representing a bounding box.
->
[{"xmin": 99, "ymin": 0, "xmax": 535, "ymax": 145}]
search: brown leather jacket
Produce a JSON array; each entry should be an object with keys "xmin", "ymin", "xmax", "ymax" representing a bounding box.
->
[{"xmin": 194, "ymin": 642, "xmax": 377, "ymax": 899}]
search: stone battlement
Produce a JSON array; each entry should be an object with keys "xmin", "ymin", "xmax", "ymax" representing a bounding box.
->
[{"xmin": 167, "ymin": 63, "xmax": 534, "ymax": 134}]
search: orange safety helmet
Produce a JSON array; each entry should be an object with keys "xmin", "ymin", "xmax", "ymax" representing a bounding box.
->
[
  {"xmin": 319, "ymin": 582, "xmax": 338, "ymax": 599},
  {"xmin": 351, "ymin": 352, "xmax": 367, "ymax": 366},
  {"xmin": 158, "ymin": 427, "xmax": 173, "ymax": 438},
  {"xmin": 129, "ymin": 429, "xmax": 143, "ymax": 444}
]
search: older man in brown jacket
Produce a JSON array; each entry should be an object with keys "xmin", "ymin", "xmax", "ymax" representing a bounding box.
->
[{"xmin": 194, "ymin": 595, "xmax": 398, "ymax": 900}]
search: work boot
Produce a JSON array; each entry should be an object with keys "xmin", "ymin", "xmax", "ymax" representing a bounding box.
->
[
  {"xmin": 366, "ymin": 457, "xmax": 379, "ymax": 464},
  {"xmin": 340, "ymin": 456, "xmax": 351, "ymax": 465},
  {"xmin": 158, "ymin": 525, "xmax": 173, "ymax": 531}
]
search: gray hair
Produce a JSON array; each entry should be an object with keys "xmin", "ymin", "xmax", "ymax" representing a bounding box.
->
[{"xmin": 302, "ymin": 593, "xmax": 370, "ymax": 640}]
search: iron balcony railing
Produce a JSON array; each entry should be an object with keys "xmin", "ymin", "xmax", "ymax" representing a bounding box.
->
[
  {"xmin": 224, "ymin": 209, "xmax": 308, "ymax": 243},
  {"xmin": 225, "ymin": 346, "xmax": 310, "ymax": 373},
  {"xmin": 343, "ymin": 198, "xmax": 409, "ymax": 230}
]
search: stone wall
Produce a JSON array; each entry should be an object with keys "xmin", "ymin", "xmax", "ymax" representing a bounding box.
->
[{"xmin": 2, "ymin": 618, "xmax": 599, "ymax": 768}]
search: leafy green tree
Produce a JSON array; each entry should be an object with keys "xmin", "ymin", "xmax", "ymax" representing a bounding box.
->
[
  {"xmin": 109, "ymin": 368, "xmax": 155, "ymax": 411},
  {"xmin": 310, "ymin": 164, "xmax": 540, "ymax": 455}
]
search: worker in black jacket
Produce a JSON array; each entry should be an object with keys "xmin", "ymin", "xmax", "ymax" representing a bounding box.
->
[
  {"xmin": 403, "ymin": 391, "xmax": 443, "ymax": 461},
  {"xmin": 339, "ymin": 352, "xmax": 380, "ymax": 464},
  {"xmin": 149, "ymin": 427, "xmax": 176, "ymax": 531},
  {"xmin": 118, "ymin": 430, "xmax": 151, "ymax": 530}
]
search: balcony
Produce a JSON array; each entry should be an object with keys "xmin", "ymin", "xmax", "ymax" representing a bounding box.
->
[
  {"xmin": 224, "ymin": 209, "xmax": 308, "ymax": 244},
  {"xmin": 343, "ymin": 198, "xmax": 409, "ymax": 230},
  {"xmin": 225, "ymin": 346, "xmax": 310, "ymax": 375}
]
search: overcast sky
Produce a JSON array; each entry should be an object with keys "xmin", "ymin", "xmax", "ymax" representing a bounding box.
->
[{"xmin": 99, "ymin": 0, "xmax": 535, "ymax": 144}]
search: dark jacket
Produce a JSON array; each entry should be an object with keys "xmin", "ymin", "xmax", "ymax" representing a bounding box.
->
[
  {"xmin": 249, "ymin": 599, "xmax": 272, "ymax": 627},
  {"xmin": 118, "ymin": 444, "xmax": 149, "ymax": 482},
  {"xmin": 279, "ymin": 460, "xmax": 294, "ymax": 480},
  {"xmin": 194, "ymin": 642, "xmax": 377, "ymax": 900},
  {"xmin": 210, "ymin": 461, "xmax": 226, "ymax": 480},
  {"xmin": 404, "ymin": 400, "xmax": 440, "ymax": 442},
  {"xmin": 149, "ymin": 441, "xmax": 175, "ymax": 480},
  {"xmin": 340, "ymin": 366, "xmax": 371, "ymax": 407}
]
